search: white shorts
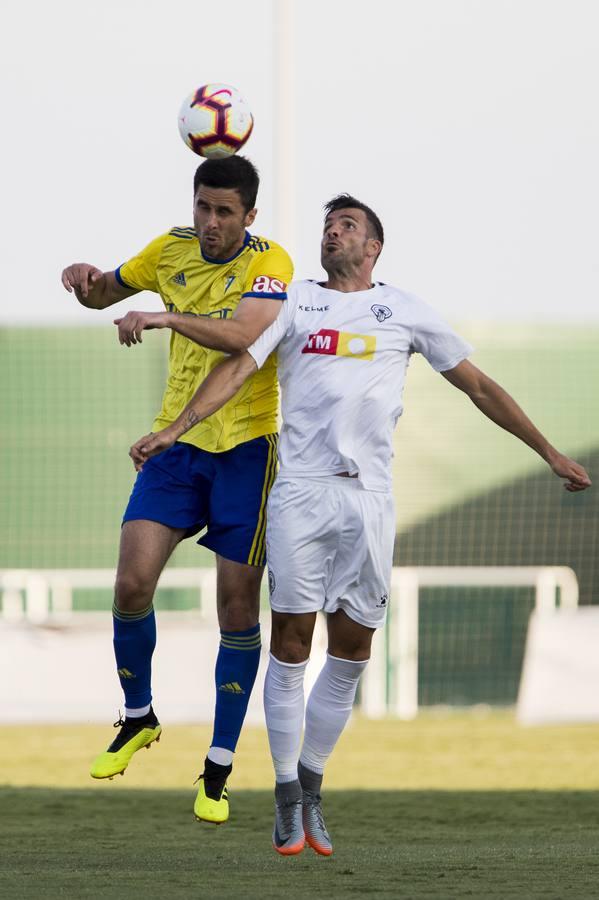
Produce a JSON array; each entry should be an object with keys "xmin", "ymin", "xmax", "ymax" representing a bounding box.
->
[{"xmin": 265, "ymin": 475, "xmax": 395, "ymax": 629}]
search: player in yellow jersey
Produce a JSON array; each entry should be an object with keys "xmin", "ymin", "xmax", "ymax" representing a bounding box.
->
[{"xmin": 61, "ymin": 156, "xmax": 293, "ymax": 824}]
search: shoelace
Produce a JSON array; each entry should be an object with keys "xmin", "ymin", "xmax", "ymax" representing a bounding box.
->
[
  {"xmin": 304, "ymin": 793, "xmax": 328, "ymax": 833},
  {"xmin": 113, "ymin": 712, "xmax": 125, "ymax": 729},
  {"xmin": 278, "ymin": 799, "xmax": 303, "ymax": 838}
]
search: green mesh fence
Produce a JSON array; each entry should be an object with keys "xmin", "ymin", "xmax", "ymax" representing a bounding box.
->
[
  {"xmin": 3, "ymin": 324, "xmax": 598, "ymax": 704},
  {"xmin": 417, "ymin": 587, "xmax": 535, "ymax": 706},
  {"xmin": 1, "ymin": 328, "xmax": 213, "ymax": 572}
]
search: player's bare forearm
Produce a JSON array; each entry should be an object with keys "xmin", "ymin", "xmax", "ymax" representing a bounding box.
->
[
  {"xmin": 115, "ymin": 297, "xmax": 284, "ymax": 349},
  {"xmin": 442, "ymin": 360, "xmax": 591, "ymax": 491},
  {"xmin": 61, "ymin": 265, "xmax": 138, "ymax": 310},
  {"xmin": 178, "ymin": 352, "xmax": 257, "ymax": 431},
  {"xmin": 166, "ymin": 296, "xmax": 283, "ymax": 353},
  {"xmin": 129, "ymin": 352, "xmax": 258, "ymax": 469},
  {"xmin": 165, "ymin": 312, "xmax": 248, "ymax": 352}
]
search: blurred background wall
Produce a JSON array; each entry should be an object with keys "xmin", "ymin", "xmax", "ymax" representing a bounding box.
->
[{"xmin": 2, "ymin": 0, "xmax": 598, "ymax": 713}]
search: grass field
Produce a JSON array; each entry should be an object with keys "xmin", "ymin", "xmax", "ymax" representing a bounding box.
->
[{"xmin": 3, "ymin": 712, "xmax": 599, "ymax": 899}]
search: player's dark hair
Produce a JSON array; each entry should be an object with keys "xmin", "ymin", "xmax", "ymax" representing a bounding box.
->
[
  {"xmin": 193, "ymin": 156, "xmax": 259, "ymax": 213},
  {"xmin": 323, "ymin": 194, "xmax": 384, "ymax": 249}
]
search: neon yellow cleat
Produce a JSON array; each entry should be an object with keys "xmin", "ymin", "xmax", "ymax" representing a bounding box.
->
[
  {"xmin": 90, "ymin": 710, "xmax": 162, "ymax": 780},
  {"xmin": 194, "ymin": 758, "xmax": 232, "ymax": 824}
]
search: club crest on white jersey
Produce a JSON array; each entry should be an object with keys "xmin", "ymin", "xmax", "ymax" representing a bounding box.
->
[{"xmin": 371, "ymin": 304, "xmax": 392, "ymax": 323}]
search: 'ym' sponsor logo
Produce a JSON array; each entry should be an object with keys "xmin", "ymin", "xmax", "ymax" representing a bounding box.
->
[{"xmin": 301, "ymin": 329, "xmax": 376, "ymax": 361}]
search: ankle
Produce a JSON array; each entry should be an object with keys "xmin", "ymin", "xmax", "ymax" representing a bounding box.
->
[
  {"xmin": 275, "ymin": 778, "xmax": 302, "ymax": 804},
  {"xmin": 298, "ymin": 760, "xmax": 323, "ymax": 795}
]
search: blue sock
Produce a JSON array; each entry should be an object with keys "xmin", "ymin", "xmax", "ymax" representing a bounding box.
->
[
  {"xmin": 112, "ymin": 603, "xmax": 156, "ymax": 711},
  {"xmin": 211, "ymin": 624, "xmax": 261, "ymax": 754}
]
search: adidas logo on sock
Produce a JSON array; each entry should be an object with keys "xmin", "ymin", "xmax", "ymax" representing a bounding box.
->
[
  {"xmin": 218, "ymin": 682, "xmax": 245, "ymax": 694},
  {"xmin": 117, "ymin": 668, "xmax": 136, "ymax": 679}
]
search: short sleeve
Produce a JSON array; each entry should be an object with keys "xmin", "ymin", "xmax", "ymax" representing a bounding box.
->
[
  {"xmin": 241, "ymin": 243, "xmax": 294, "ymax": 300},
  {"xmin": 116, "ymin": 233, "xmax": 169, "ymax": 292},
  {"xmin": 411, "ymin": 306, "xmax": 473, "ymax": 372},
  {"xmin": 247, "ymin": 298, "xmax": 294, "ymax": 369}
]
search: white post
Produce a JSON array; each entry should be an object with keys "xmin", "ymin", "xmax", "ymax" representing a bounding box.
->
[
  {"xmin": 50, "ymin": 577, "xmax": 73, "ymax": 617},
  {"xmin": 198, "ymin": 568, "xmax": 218, "ymax": 625},
  {"xmin": 535, "ymin": 569, "xmax": 558, "ymax": 613},
  {"xmin": 1, "ymin": 570, "xmax": 26, "ymax": 621},
  {"xmin": 554, "ymin": 567, "xmax": 579, "ymax": 610},
  {"xmin": 25, "ymin": 574, "xmax": 50, "ymax": 624},
  {"xmin": 360, "ymin": 625, "xmax": 387, "ymax": 718},
  {"xmin": 391, "ymin": 568, "xmax": 419, "ymax": 720}
]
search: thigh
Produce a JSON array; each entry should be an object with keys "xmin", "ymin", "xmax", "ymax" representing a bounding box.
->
[
  {"xmin": 325, "ymin": 489, "xmax": 395, "ymax": 629},
  {"xmin": 123, "ymin": 442, "xmax": 212, "ymax": 536},
  {"xmin": 115, "ymin": 519, "xmax": 186, "ymax": 611},
  {"xmin": 199, "ymin": 434, "xmax": 278, "ymax": 567},
  {"xmin": 266, "ymin": 478, "xmax": 340, "ymax": 616},
  {"xmin": 215, "ymin": 554, "xmax": 263, "ymax": 631},
  {"xmin": 327, "ymin": 609, "xmax": 374, "ymax": 661}
]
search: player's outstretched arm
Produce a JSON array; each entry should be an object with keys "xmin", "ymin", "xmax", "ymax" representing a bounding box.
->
[
  {"xmin": 441, "ymin": 359, "xmax": 592, "ymax": 492},
  {"xmin": 114, "ymin": 295, "xmax": 283, "ymax": 350},
  {"xmin": 129, "ymin": 351, "xmax": 258, "ymax": 470},
  {"xmin": 61, "ymin": 265, "xmax": 139, "ymax": 310}
]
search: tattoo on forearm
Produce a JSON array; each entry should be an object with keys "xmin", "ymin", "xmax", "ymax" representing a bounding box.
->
[{"xmin": 185, "ymin": 410, "xmax": 200, "ymax": 430}]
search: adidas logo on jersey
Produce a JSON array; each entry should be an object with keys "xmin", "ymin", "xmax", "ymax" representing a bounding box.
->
[{"xmin": 171, "ymin": 271, "xmax": 187, "ymax": 286}]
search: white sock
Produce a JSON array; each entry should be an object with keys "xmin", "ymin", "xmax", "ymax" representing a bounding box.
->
[
  {"xmin": 124, "ymin": 703, "xmax": 151, "ymax": 718},
  {"xmin": 263, "ymin": 653, "xmax": 308, "ymax": 783},
  {"xmin": 300, "ymin": 653, "xmax": 368, "ymax": 775},
  {"xmin": 207, "ymin": 747, "xmax": 234, "ymax": 766}
]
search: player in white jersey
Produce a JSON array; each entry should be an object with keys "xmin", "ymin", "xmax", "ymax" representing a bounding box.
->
[{"xmin": 128, "ymin": 194, "xmax": 591, "ymax": 856}]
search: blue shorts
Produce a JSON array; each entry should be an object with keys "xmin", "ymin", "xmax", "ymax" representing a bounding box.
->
[{"xmin": 122, "ymin": 436, "xmax": 278, "ymax": 566}]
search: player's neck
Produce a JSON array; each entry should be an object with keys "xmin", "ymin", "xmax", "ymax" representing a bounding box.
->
[{"xmin": 323, "ymin": 265, "xmax": 375, "ymax": 293}]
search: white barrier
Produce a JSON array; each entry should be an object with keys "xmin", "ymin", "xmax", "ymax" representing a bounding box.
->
[
  {"xmin": 0, "ymin": 568, "xmax": 218, "ymax": 625},
  {"xmin": 517, "ymin": 606, "xmax": 599, "ymax": 725},
  {"xmin": 0, "ymin": 566, "xmax": 578, "ymax": 721},
  {"xmin": 386, "ymin": 566, "xmax": 578, "ymax": 720}
]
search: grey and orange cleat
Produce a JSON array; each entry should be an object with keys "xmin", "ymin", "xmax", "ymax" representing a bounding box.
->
[
  {"xmin": 298, "ymin": 761, "xmax": 333, "ymax": 856},
  {"xmin": 272, "ymin": 780, "xmax": 305, "ymax": 856},
  {"xmin": 302, "ymin": 790, "xmax": 333, "ymax": 856}
]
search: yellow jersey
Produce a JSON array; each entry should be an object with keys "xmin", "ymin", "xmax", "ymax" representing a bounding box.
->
[{"xmin": 116, "ymin": 228, "xmax": 293, "ymax": 452}]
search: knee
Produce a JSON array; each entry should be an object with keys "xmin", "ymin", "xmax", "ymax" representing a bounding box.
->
[
  {"xmin": 327, "ymin": 610, "xmax": 374, "ymax": 661},
  {"xmin": 327, "ymin": 639, "xmax": 371, "ymax": 662},
  {"xmin": 270, "ymin": 623, "xmax": 312, "ymax": 664},
  {"xmin": 114, "ymin": 571, "xmax": 156, "ymax": 612},
  {"xmin": 218, "ymin": 594, "xmax": 259, "ymax": 631}
]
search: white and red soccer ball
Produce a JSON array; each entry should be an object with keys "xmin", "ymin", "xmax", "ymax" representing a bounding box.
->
[{"xmin": 178, "ymin": 83, "xmax": 253, "ymax": 159}]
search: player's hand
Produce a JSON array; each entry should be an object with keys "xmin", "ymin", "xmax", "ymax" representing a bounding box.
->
[
  {"xmin": 547, "ymin": 450, "xmax": 592, "ymax": 492},
  {"xmin": 114, "ymin": 311, "xmax": 170, "ymax": 347},
  {"xmin": 61, "ymin": 263, "xmax": 104, "ymax": 300},
  {"xmin": 129, "ymin": 429, "xmax": 177, "ymax": 471}
]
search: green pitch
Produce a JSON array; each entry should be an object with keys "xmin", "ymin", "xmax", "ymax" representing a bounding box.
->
[
  {"xmin": 3, "ymin": 713, "xmax": 599, "ymax": 898},
  {"xmin": 3, "ymin": 787, "xmax": 598, "ymax": 900}
]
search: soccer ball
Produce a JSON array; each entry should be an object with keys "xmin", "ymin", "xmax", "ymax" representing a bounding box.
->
[{"xmin": 178, "ymin": 84, "xmax": 253, "ymax": 159}]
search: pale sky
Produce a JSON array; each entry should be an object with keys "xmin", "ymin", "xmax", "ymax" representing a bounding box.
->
[{"xmin": 2, "ymin": 0, "xmax": 597, "ymax": 324}]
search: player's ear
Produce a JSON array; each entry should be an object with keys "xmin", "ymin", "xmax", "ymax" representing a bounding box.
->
[
  {"xmin": 244, "ymin": 207, "xmax": 257, "ymax": 227},
  {"xmin": 367, "ymin": 238, "xmax": 382, "ymax": 260}
]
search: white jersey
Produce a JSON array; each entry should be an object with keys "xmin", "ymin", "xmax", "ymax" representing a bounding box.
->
[{"xmin": 248, "ymin": 280, "xmax": 473, "ymax": 492}]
